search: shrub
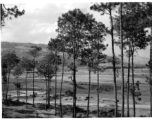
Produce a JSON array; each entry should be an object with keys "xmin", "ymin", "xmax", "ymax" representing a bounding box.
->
[
  {"xmin": 65, "ymin": 90, "xmax": 73, "ymax": 96},
  {"xmin": 16, "ymin": 109, "xmax": 34, "ymax": 114}
]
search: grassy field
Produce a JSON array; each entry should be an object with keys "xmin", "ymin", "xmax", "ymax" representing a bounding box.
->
[{"xmin": 2, "ymin": 67, "xmax": 151, "ymax": 117}]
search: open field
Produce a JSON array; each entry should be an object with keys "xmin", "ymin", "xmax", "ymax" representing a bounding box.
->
[{"xmin": 2, "ymin": 67, "xmax": 151, "ymax": 118}]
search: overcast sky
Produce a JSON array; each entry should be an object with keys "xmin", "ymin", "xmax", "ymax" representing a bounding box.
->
[{"xmin": 1, "ymin": 2, "xmax": 150, "ymax": 58}]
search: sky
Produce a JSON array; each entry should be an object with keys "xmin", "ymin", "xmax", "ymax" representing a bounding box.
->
[{"xmin": 1, "ymin": 2, "xmax": 151, "ymax": 58}]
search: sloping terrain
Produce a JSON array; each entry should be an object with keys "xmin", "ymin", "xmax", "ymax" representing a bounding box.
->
[{"xmin": 1, "ymin": 41, "xmax": 149, "ymax": 66}]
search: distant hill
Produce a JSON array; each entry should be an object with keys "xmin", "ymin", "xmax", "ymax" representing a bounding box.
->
[
  {"xmin": 1, "ymin": 41, "xmax": 149, "ymax": 66},
  {"xmin": 1, "ymin": 41, "xmax": 49, "ymax": 59},
  {"xmin": 1, "ymin": 41, "xmax": 72, "ymax": 66},
  {"xmin": 1, "ymin": 41, "xmax": 47, "ymax": 50}
]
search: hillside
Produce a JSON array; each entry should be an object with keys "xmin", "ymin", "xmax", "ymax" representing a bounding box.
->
[
  {"xmin": 1, "ymin": 41, "xmax": 72, "ymax": 66},
  {"xmin": 1, "ymin": 41, "xmax": 149, "ymax": 66},
  {"xmin": 1, "ymin": 41, "xmax": 47, "ymax": 50}
]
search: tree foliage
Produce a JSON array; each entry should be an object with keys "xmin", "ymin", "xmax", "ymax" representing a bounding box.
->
[
  {"xmin": 2, "ymin": 50, "xmax": 20, "ymax": 71},
  {"xmin": 12, "ymin": 63, "xmax": 24, "ymax": 78},
  {"xmin": 28, "ymin": 46, "xmax": 42, "ymax": 59},
  {"xmin": 21, "ymin": 57, "xmax": 35, "ymax": 71},
  {"xmin": 1, "ymin": 4, "xmax": 25, "ymax": 26},
  {"xmin": 90, "ymin": 3, "xmax": 119, "ymax": 117},
  {"xmin": 114, "ymin": 3, "xmax": 151, "ymax": 52},
  {"xmin": 37, "ymin": 53, "xmax": 59, "ymax": 78}
]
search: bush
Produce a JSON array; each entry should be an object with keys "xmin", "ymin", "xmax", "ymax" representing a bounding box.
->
[
  {"xmin": 61, "ymin": 105, "xmax": 86, "ymax": 115},
  {"xmin": 52, "ymin": 94, "xmax": 59, "ymax": 99},
  {"xmin": 77, "ymin": 113, "xmax": 86, "ymax": 118},
  {"xmin": 65, "ymin": 90, "xmax": 73, "ymax": 96},
  {"xmin": 91, "ymin": 84, "xmax": 121, "ymax": 92},
  {"xmin": 3, "ymin": 99, "xmax": 30, "ymax": 106},
  {"xmin": 15, "ymin": 109, "xmax": 34, "ymax": 114},
  {"xmin": 91, "ymin": 107, "xmax": 121, "ymax": 117},
  {"xmin": 29, "ymin": 92, "xmax": 37, "ymax": 97}
]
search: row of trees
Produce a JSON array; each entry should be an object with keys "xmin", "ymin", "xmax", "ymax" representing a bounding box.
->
[
  {"xmin": 1, "ymin": 2, "xmax": 152, "ymax": 118},
  {"xmin": 114, "ymin": 3, "xmax": 152, "ymax": 117},
  {"xmin": 1, "ymin": 3, "xmax": 62, "ymax": 116},
  {"xmin": 46, "ymin": 2, "xmax": 152, "ymax": 117},
  {"xmin": 2, "ymin": 47, "xmax": 61, "ymax": 109},
  {"xmin": 54, "ymin": 2, "xmax": 152, "ymax": 117}
]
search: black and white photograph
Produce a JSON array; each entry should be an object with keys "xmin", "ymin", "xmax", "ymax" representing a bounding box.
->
[{"xmin": 1, "ymin": 0, "xmax": 152, "ymax": 118}]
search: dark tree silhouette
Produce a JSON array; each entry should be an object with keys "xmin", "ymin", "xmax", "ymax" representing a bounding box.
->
[
  {"xmin": 21, "ymin": 57, "xmax": 35, "ymax": 108},
  {"xmin": 1, "ymin": 4, "xmax": 25, "ymax": 26},
  {"xmin": 2, "ymin": 50, "xmax": 20, "ymax": 101},
  {"xmin": 57, "ymin": 9, "xmax": 91, "ymax": 118},
  {"xmin": 90, "ymin": 3, "xmax": 119, "ymax": 117},
  {"xmin": 48, "ymin": 37, "xmax": 62, "ymax": 115},
  {"xmin": 114, "ymin": 3, "xmax": 151, "ymax": 117},
  {"xmin": 37, "ymin": 53, "xmax": 59, "ymax": 109},
  {"xmin": 12, "ymin": 63, "xmax": 24, "ymax": 102},
  {"xmin": 119, "ymin": 3, "xmax": 125, "ymax": 116},
  {"xmin": 28, "ymin": 46, "xmax": 42, "ymax": 107}
]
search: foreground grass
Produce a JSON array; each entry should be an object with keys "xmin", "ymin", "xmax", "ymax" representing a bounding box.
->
[
  {"xmin": 2, "ymin": 68, "xmax": 150, "ymax": 118},
  {"xmin": 2, "ymin": 100, "xmax": 120, "ymax": 118}
]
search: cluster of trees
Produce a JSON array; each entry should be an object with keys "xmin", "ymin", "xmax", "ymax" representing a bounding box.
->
[
  {"xmin": 1, "ymin": 2, "xmax": 152, "ymax": 118},
  {"xmin": 90, "ymin": 2, "xmax": 152, "ymax": 117},
  {"xmin": 114, "ymin": 3, "xmax": 152, "ymax": 117},
  {"xmin": 2, "ymin": 47, "xmax": 61, "ymax": 109},
  {"xmin": 56, "ymin": 9, "xmax": 108, "ymax": 117}
]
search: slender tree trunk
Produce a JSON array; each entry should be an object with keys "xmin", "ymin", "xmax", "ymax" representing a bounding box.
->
[
  {"xmin": 45, "ymin": 78, "xmax": 47, "ymax": 110},
  {"xmin": 18, "ymin": 89, "xmax": 20, "ymax": 101},
  {"xmin": 97, "ymin": 38, "xmax": 100, "ymax": 117},
  {"xmin": 47, "ymin": 42, "xmax": 53, "ymax": 109},
  {"xmin": 72, "ymin": 33, "xmax": 77, "ymax": 118},
  {"xmin": 149, "ymin": 27, "xmax": 152, "ymax": 117},
  {"xmin": 55, "ymin": 51, "xmax": 58, "ymax": 116},
  {"xmin": 6, "ymin": 69, "xmax": 10, "ymax": 101},
  {"xmin": 120, "ymin": 3, "xmax": 125, "ymax": 117},
  {"xmin": 25, "ymin": 72, "xmax": 28, "ymax": 109},
  {"xmin": 131, "ymin": 40, "xmax": 135, "ymax": 117},
  {"xmin": 33, "ymin": 59, "xmax": 35, "ymax": 107},
  {"xmin": 73, "ymin": 49, "xmax": 77, "ymax": 118},
  {"xmin": 18, "ymin": 87, "xmax": 20, "ymax": 101},
  {"xmin": 60, "ymin": 47, "xmax": 65, "ymax": 117},
  {"xmin": 127, "ymin": 45, "xmax": 131, "ymax": 117},
  {"xmin": 110, "ymin": 8, "xmax": 118, "ymax": 117},
  {"xmin": 87, "ymin": 67, "xmax": 91, "ymax": 117},
  {"xmin": 2, "ymin": 72, "xmax": 6, "ymax": 101},
  {"xmin": 48, "ymin": 76, "xmax": 50, "ymax": 107},
  {"xmin": 132, "ymin": 54, "xmax": 135, "ymax": 117},
  {"xmin": 73, "ymin": 67, "xmax": 77, "ymax": 118},
  {"xmin": 2, "ymin": 73, "xmax": 7, "ymax": 101},
  {"xmin": 16, "ymin": 79, "xmax": 18, "ymax": 101},
  {"xmin": 16, "ymin": 85, "xmax": 18, "ymax": 101},
  {"xmin": 16, "ymin": 78, "xmax": 19, "ymax": 101},
  {"xmin": 2, "ymin": 66, "xmax": 7, "ymax": 101}
]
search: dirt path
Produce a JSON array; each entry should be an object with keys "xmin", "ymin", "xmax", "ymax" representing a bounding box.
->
[
  {"xmin": 48, "ymin": 101, "xmax": 150, "ymax": 110},
  {"xmin": 19, "ymin": 98, "xmax": 150, "ymax": 110}
]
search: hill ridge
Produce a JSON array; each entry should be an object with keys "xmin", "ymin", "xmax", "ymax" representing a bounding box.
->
[{"xmin": 1, "ymin": 41, "xmax": 149, "ymax": 65}]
